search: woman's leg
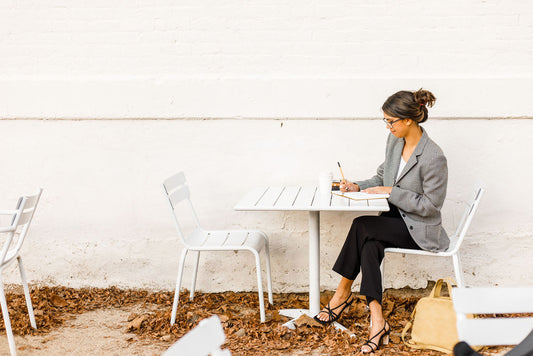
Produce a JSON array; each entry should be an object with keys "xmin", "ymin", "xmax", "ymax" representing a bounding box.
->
[
  {"xmin": 355, "ymin": 216, "xmax": 419, "ymax": 352},
  {"xmin": 357, "ymin": 215, "xmax": 420, "ymax": 304},
  {"xmin": 315, "ymin": 277, "xmax": 354, "ymax": 322},
  {"xmin": 317, "ymin": 214, "xmax": 420, "ymax": 324},
  {"xmin": 359, "ymin": 239, "xmax": 385, "ymax": 303},
  {"xmin": 361, "ymin": 300, "xmax": 390, "ymax": 353},
  {"xmin": 315, "ymin": 216, "xmax": 370, "ymax": 322}
]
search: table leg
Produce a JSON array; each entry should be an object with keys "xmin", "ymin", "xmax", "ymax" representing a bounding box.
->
[
  {"xmin": 279, "ymin": 211, "xmax": 320, "ymax": 323},
  {"xmin": 278, "ymin": 210, "xmax": 354, "ymax": 337},
  {"xmin": 308, "ymin": 210, "xmax": 320, "ymax": 315}
]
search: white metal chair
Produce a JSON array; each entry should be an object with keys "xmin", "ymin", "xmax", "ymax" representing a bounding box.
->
[
  {"xmin": 382, "ymin": 186, "xmax": 484, "ymax": 288},
  {"xmin": 452, "ymin": 286, "xmax": 533, "ymax": 347},
  {"xmin": 163, "ymin": 315, "xmax": 231, "ymax": 356},
  {"xmin": 0, "ymin": 189, "xmax": 43, "ymax": 356},
  {"xmin": 162, "ymin": 172, "xmax": 273, "ymax": 324}
]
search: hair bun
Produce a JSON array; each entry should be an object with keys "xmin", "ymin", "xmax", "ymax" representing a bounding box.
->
[{"xmin": 414, "ymin": 88, "xmax": 436, "ymax": 108}]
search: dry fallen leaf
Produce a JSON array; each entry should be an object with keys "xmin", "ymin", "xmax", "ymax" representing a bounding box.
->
[
  {"xmin": 293, "ymin": 314, "xmax": 322, "ymax": 328},
  {"xmin": 126, "ymin": 315, "xmax": 147, "ymax": 330},
  {"xmin": 50, "ymin": 295, "xmax": 67, "ymax": 308}
]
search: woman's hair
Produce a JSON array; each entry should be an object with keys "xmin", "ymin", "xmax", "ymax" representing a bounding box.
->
[{"xmin": 382, "ymin": 89, "xmax": 436, "ymax": 124}]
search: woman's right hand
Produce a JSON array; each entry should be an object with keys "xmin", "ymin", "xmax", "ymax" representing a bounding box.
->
[{"xmin": 340, "ymin": 180, "xmax": 360, "ymax": 192}]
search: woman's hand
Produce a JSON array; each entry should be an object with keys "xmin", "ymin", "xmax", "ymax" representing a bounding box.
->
[
  {"xmin": 362, "ymin": 186, "xmax": 392, "ymax": 194},
  {"xmin": 340, "ymin": 180, "xmax": 360, "ymax": 192}
]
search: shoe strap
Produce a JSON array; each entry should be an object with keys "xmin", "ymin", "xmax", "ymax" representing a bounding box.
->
[
  {"xmin": 368, "ymin": 322, "xmax": 389, "ymax": 343},
  {"xmin": 319, "ymin": 296, "xmax": 353, "ymax": 322},
  {"xmin": 362, "ymin": 340, "xmax": 378, "ymax": 353},
  {"xmin": 323, "ymin": 304, "xmax": 338, "ymax": 321},
  {"xmin": 328, "ymin": 296, "xmax": 354, "ymax": 312},
  {"xmin": 315, "ymin": 303, "xmax": 339, "ymax": 322}
]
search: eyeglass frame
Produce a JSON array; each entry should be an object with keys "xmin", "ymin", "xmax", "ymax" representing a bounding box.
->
[{"xmin": 382, "ymin": 117, "xmax": 403, "ymax": 128}]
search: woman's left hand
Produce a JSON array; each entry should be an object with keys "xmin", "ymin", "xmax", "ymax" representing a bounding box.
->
[{"xmin": 362, "ymin": 186, "xmax": 393, "ymax": 194}]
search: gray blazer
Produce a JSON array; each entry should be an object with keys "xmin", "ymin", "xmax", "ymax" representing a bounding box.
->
[{"xmin": 356, "ymin": 129, "xmax": 449, "ymax": 252}]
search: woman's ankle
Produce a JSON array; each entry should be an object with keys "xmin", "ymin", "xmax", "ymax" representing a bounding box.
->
[{"xmin": 332, "ymin": 289, "xmax": 352, "ymax": 302}]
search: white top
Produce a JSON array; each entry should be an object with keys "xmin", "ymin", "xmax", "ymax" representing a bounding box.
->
[{"xmin": 396, "ymin": 157, "xmax": 407, "ymax": 182}]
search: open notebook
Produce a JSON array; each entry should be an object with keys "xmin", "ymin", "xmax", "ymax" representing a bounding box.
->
[{"xmin": 331, "ymin": 191, "xmax": 390, "ymax": 201}]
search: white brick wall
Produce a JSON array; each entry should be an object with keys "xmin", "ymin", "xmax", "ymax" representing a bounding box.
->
[
  {"xmin": 1, "ymin": 0, "xmax": 533, "ymax": 118},
  {"xmin": 1, "ymin": 2, "xmax": 532, "ymax": 291},
  {"xmin": 1, "ymin": 119, "xmax": 532, "ymax": 291}
]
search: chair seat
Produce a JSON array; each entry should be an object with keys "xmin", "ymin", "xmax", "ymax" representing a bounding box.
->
[
  {"xmin": 385, "ymin": 246, "xmax": 455, "ymax": 257},
  {"xmin": 184, "ymin": 229, "xmax": 266, "ymax": 251},
  {"xmin": 381, "ymin": 186, "xmax": 484, "ymax": 289}
]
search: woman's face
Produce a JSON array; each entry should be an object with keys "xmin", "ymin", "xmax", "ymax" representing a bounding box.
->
[{"xmin": 383, "ymin": 113, "xmax": 410, "ymax": 138}]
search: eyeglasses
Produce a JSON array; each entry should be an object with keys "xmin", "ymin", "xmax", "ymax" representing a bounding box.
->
[{"xmin": 383, "ymin": 117, "xmax": 403, "ymax": 128}]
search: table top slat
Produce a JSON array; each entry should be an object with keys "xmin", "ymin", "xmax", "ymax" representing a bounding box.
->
[
  {"xmin": 293, "ymin": 186, "xmax": 317, "ymax": 208},
  {"xmin": 234, "ymin": 186, "xmax": 269, "ymax": 210},
  {"xmin": 255, "ymin": 186, "xmax": 285, "ymax": 208},
  {"xmin": 312, "ymin": 191, "xmax": 329, "ymax": 208},
  {"xmin": 274, "ymin": 186, "xmax": 302, "ymax": 209},
  {"xmin": 330, "ymin": 192, "xmax": 350, "ymax": 208}
]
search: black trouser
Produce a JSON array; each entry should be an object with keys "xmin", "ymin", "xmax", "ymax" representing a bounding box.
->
[{"xmin": 332, "ymin": 204, "xmax": 422, "ymax": 305}]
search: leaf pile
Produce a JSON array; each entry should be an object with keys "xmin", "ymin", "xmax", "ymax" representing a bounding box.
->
[{"xmin": 0, "ymin": 287, "xmax": 512, "ymax": 355}]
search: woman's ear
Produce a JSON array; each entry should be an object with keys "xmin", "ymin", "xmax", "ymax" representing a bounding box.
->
[{"xmin": 406, "ymin": 119, "xmax": 412, "ymax": 126}]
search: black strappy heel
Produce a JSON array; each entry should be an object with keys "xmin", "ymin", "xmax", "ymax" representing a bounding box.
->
[
  {"xmin": 361, "ymin": 321, "xmax": 390, "ymax": 354},
  {"xmin": 313, "ymin": 295, "xmax": 355, "ymax": 325}
]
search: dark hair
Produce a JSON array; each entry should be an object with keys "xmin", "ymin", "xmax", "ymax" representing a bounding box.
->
[{"xmin": 382, "ymin": 89, "xmax": 436, "ymax": 124}]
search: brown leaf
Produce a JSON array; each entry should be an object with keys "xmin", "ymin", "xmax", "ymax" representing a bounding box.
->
[
  {"xmin": 160, "ymin": 335, "xmax": 172, "ymax": 342},
  {"xmin": 126, "ymin": 315, "xmax": 147, "ymax": 330},
  {"xmin": 383, "ymin": 299, "xmax": 395, "ymax": 318},
  {"xmin": 390, "ymin": 334, "xmax": 401, "ymax": 344},
  {"xmin": 127, "ymin": 313, "xmax": 139, "ymax": 322},
  {"xmin": 33, "ymin": 309, "xmax": 44, "ymax": 316},
  {"xmin": 50, "ymin": 295, "xmax": 67, "ymax": 308},
  {"xmin": 271, "ymin": 310, "xmax": 281, "ymax": 322},
  {"xmin": 293, "ymin": 314, "xmax": 322, "ymax": 328}
]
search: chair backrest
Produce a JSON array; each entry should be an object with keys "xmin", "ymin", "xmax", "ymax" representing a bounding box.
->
[
  {"xmin": 452, "ymin": 287, "xmax": 533, "ymax": 346},
  {"xmin": 1, "ymin": 189, "xmax": 43, "ymax": 266},
  {"xmin": 448, "ymin": 186, "xmax": 484, "ymax": 252},
  {"xmin": 162, "ymin": 172, "xmax": 201, "ymax": 244},
  {"xmin": 163, "ymin": 315, "xmax": 231, "ymax": 356}
]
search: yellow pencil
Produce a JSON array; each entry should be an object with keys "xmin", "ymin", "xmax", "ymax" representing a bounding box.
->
[{"xmin": 337, "ymin": 161, "xmax": 346, "ymax": 184}]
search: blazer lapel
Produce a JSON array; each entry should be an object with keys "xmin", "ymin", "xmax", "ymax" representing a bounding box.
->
[
  {"xmin": 388, "ymin": 139, "xmax": 403, "ymax": 186},
  {"xmin": 395, "ymin": 129, "xmax": 429, "ymax": 184}
]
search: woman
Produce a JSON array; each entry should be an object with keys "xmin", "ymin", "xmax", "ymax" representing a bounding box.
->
[{"xmin": 314, "ymin": 89, "xmax": 448, "ymax": 354}]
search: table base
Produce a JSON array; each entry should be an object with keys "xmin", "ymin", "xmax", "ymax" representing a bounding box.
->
[{"xmin": 279, "ymin": 308, "xmax": 355, "ymax": 337}]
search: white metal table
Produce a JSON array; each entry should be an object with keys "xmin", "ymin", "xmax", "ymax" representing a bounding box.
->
[{"xmin": 234, "ymin": 186, "xmax": 389, "ymax": 331}]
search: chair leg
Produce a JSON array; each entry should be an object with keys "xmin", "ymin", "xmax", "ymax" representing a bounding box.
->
[
  {"xmin": 380, "ymin": 256, "xmax": 386, "ymax": 292},
  {"xmin": 0, "ymin": 277, "xmax": 18, "ymax": 356},
  {"xmin": 190, "ymin": 251, "xmax": 200, "ymax": 301},
  {"xmin": 252, "ymin": 250, "xmax": 266, "ymax": 323},
  {"xmin": 264, "ymin": 240, "xmax": 273, "ymax": 305},
  {"xmin": 17, "ymin": 256, "xmax": 36, "ymax": 329},
  {"xmin": 171, "ymin": 249, "xmax": 189, "ymax": 326},
  {"xmin": 452, "ymin": 253, "xmax": 465, "ymax": 288}
]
